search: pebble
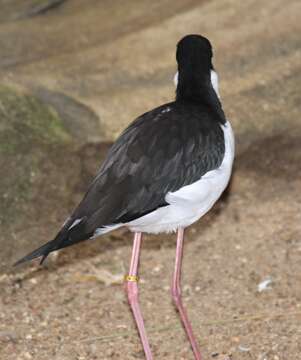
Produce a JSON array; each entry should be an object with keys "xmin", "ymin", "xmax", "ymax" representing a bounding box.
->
[
  {"xmin": 152, "ymin": 265, "xmax": 162, "ymax": 273},
  {"xmin": 0, "ymin": 331, "xmax": 18, "ymax": 343},
  {"xmin": 238, "ymin": 344, "xmax": 251, "ymax": 352},
  {"xmin": 29, "ymin": 278, "xmax": 38, "ymax": 285},
  {"xmin": 257, "ymin": 277, "xmax": 273, "ymax": 292},
  {"xmin": 116, "ymin": 324, "xmax": 128, "ymax": 329}
]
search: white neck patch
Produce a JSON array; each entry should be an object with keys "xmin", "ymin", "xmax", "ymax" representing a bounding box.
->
[
  {"xmin": 173, "ymin": 71, "xmax": 179, "ymax": 87},
  {"xmin": 173, "ymin": 70, "xmax": 220, "ymax": 99},
  {"xmin": 210, "ymin": 70, "xmax": 220, "ymax": 98}
]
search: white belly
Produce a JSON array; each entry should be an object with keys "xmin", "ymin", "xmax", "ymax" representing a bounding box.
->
[{"xmin": 126, "ymin": 121, "xmax": 235, "ymax": 234}]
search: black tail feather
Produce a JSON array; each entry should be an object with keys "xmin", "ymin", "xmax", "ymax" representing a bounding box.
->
[
  {"xmin": 14, "ymin": 217, "xmax": 93, "ymax": 266},
  {"xmin": 13, "ymin": 238, "xmax": 59, "ymax": 266}
]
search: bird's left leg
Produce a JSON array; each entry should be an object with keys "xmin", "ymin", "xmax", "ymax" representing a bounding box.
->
[
  {"xmin": 125, "ymin": 232, "xmax": 153, "ymax": 360},
  {"xmin": 171, "ymin": 227, "xmax": 202, "ymax": 360}
]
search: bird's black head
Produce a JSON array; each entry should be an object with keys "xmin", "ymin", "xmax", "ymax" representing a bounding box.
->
[
  {"xmin": 175, "ymin": 35, "xmax": 217, "ymax": 103},
  {"xmin": 175, "ymin": 34, "xmax": 225, "ymax": 123},
  {"xmin": 176, "ymin": 34, "xmax": 213, "ymax": 73}
]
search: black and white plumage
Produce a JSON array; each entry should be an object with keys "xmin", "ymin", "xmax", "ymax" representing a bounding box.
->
[{"xmin": 16, "ymin": 34, "xmax": 234, "ymax": 265}]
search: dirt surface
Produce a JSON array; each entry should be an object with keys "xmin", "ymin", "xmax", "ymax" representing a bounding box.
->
[{"xmin": 1, "ymin": 0, "xmax": 301, "ymax": 359}]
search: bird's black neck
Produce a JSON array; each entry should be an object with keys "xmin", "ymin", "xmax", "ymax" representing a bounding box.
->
[{"xmin": 176, "ymin": 69, "xmax": 226, "ymax": 124}]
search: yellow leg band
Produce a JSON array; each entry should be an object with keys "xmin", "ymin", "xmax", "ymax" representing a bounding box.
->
[{"xmin": 124, "ymin": 274, "xmax": 139, "ymax": 282}]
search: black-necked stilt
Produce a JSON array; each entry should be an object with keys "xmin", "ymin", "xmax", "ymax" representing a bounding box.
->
[{"xmin": 16, "ymin": 34, "xmax": 235, "ymax": 360}]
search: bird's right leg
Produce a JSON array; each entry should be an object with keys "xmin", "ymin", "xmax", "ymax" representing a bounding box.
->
[
  {"xmin": 171, "ymin": 227, "xmax": 202, "ymax": 360},
  {"xmin": 124, "ymin": 232, "xmax": 153, "ymax": 360}
]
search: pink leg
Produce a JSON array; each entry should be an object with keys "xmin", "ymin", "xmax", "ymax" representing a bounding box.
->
[
  {"xmin": 171, "ymin": 227, "xmax": 202, "ymax": 360},
  {"xmin": 125, "ymin": 232, "xmax": 153, "ymax": 360}
]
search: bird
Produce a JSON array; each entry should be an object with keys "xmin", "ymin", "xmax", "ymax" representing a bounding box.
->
[{"xmin": 15, "ymin": 34, "xmax": 235, "ymax": 360}]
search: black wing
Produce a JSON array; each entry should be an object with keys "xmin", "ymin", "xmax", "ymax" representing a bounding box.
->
[{"xmin": 15, "ymin": 101, "xmax": 225, "ymax": 265}]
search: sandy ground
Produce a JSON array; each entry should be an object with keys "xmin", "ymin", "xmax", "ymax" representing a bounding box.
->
[
  {"xmin": 1, "ymin": 1, "xmax": 301, "ymax": 359},
  {"xmin": 1, "ymin": 133, "xmax": 301, "ymax": 360}
]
